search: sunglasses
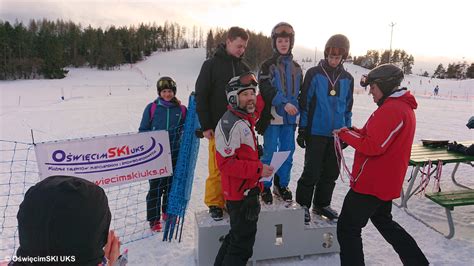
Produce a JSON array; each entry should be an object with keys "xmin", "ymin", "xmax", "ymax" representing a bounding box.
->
[
  {"xmin": 238, "ymin": 72, "xmax": 258, "ymax": 87},
  {"xmin": 274, "ymin": 25, "xmax": 294, "ymax": 35},
  {"xmin": 158, "ymin": 79, "xmax": 176, "ymax": 89}
]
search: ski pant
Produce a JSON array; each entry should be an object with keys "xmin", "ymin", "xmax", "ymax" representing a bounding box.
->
[
  {"xmin": 261, "ymin": 124, "xmax": 296, "ymax": 188},
  {"xmin": 214, "ymin": 200, "xmax": 259, "ymax": 266},
  {"xmin": 295, "ymin": 135, "xmax": 339, "ymax": 208},
  {"xmin": 204, "ymin": 137, "xmax": 225, "ymax": 208},
  {"xmin": 146, "ymin": 175, "xmax": 172, "ymax": 222},
  {"xmin": 337, "ymin": 189, "xmax": 429, "ymax": 266}
]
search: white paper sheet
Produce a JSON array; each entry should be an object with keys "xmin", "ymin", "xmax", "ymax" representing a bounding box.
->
[{"xmin": 260, "ymin": 151, "xmax": 291, "ymax": 182}]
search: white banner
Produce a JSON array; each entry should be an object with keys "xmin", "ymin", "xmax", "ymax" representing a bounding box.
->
[{"xmin": 34, "ymin": 131, "xmax": 173, "ymax": 188}]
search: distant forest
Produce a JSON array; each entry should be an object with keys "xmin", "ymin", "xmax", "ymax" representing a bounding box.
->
[
  {"xmin": 352, "ymin": 49, "xmax": 415, "ymax": 74},
  {"xmin": 0, "ymin": 19, "xmax": 272, "ymax": 80},
  {"xmin": 352, "ymin": 49, "xmax": 474, "ymax": 79},
  {"xmin": 1, "ymin": 19, "xmax": 473, "ymax": 80},
  {"xmin": 0, "ymin": 19, "xmax": 205, "ymax": 80}
]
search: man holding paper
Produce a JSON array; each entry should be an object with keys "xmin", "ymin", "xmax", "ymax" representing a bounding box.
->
[{"xmin": 214, "ymin": 72, "xmax": 273, "ymax": 265}]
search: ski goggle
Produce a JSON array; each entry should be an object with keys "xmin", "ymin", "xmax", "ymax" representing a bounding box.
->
[
  {"xmin": 360, "ymin": 74, "xmax": 398, "ymax": 87},
  {"xmin": 274, "ymin": 24, "xmax": 294, "ymax": 35},
  {"xmin": 158, "ymin": 79, "xmax": 176, "ymax": 89},
  {"xmin": 238, "ymin": 72, "xmax": 258, "ymax": 87},
  {"xmin": 360, "ymin": 75, "xmax": 370, "ymax": 87}
]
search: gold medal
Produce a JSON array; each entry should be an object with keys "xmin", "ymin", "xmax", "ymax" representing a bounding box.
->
[{"xmin": 322, "ymin": 68, "xmax": 341, "ymax": 97}]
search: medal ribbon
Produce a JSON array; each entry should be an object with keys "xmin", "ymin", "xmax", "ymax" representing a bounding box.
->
[{"xmin": 322, "ymin": 67, "xmax": 341, "ymax": 95}]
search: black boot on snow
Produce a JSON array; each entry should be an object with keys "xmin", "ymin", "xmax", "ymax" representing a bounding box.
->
[
  {"xmin": 209, "ymin": 206, "xmax": 223, "ymax": 221},
  {"xmin": 261, "ymin": 187, "xmax": 273, "ymax": 204},
  {"xmin": 273, "ymin": 185, "xmax": 293, "ymax": 201},
  {"xmin": 313, "ymin": 205, "xmax": 339, "ymax": 220}
]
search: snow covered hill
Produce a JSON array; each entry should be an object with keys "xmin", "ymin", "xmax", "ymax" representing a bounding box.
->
[{"xmin": 1, "ymin": 48, "xmax": 473, "ymax": 265}]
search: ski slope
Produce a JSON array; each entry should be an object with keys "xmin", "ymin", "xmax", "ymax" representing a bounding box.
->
[{"xmin": 1, "ymin": 48, "xmax": 473, "ymax": 265}]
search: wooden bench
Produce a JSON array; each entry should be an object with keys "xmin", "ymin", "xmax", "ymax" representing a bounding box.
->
[
  {"xmin": 425, "ymin": 189, "xmax": 474, "ymax": 238},
  {"xmin": 399, "ymin": 140, "xmax": 474, "ymax": 209}
]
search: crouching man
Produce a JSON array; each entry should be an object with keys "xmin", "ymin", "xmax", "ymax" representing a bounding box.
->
[{"xmin": 214, "ymin": 72, "xmax": 274, "ymax": 266}]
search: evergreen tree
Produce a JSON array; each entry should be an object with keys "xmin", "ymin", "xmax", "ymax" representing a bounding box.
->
[
  {"xmin": 205, "ymin": 29, "xmax": 214, "ymax": 59},
  {"xmin": 466, "ymin": 63, "xmax": 474, "ymax": 79},
  {"xmin": 401, "ymin": 55, "xmax": 414, "ymax": 74},
  {"xmin": 445, "ymin": 63, "xmax": 456, "ymax": 79},
  {"xmin": 380, "ymin": 50, "xmax": 390, "ymax": 64},
  {"xmin": 433, "ymin": 63, "xmax": 446, "ymax": 79}
]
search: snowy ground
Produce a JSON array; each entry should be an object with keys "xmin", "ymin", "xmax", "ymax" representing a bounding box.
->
[{"xmin": 1, "ymin": 48, "xmax": 473, "ymax": 265}]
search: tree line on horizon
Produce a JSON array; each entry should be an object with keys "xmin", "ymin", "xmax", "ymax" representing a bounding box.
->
[
  {"xmin": 431, "ymin": 62, "xmax": 474, "ymax": 79},
  {"xmin": 0, "ymin": 19, "xmax": 206, "ymax": 80},
  {"xmin": 0, "ymin": 18, "xmax": 274, "ymax": 80},
  {"xmin": 2, "ymin": 18, "xmax": 473, "ymax": 81},
  {"xmin": 352, "ymin": 49, "xmax": 415, "ymax": 74},
  {"xmin": 352, "ymin": 49, "xmax": 474, "ymax": 79}
]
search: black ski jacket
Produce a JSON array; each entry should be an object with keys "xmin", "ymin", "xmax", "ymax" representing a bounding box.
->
[{"xmin": 195, "ymin": 43, "xmax": 250, "ymax": 131}]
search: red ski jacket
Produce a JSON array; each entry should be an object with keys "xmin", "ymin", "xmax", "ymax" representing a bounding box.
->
[
  {"xmin": 215, "ymin": 106, "xmax": 263, "ymax": 201},
  {"xmin": 338, "ymin": 90, "xmax": 417, "ymax": 201}
]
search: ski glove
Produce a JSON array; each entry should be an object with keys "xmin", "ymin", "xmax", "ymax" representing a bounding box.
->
[
  {"xmin": 241, "ymin": 187, "xmax": 261, "ymax": 221},
  {"xmin": 296, "ymin": 128, "xmax": 307, "ymax": 148},
  {"xmin": 255, "ymin": 112, "xmax": 272, "ymax": 135}
]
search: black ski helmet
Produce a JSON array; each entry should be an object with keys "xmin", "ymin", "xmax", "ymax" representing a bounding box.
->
[
  {"xmin": 360, "ymin": 64, "xmax": 404, "ymax": 96},
  {"xmin": 324, "ymin": 34, "xmax": 350, "ymax": 60},
  {"xmin": 156, "ymin": 76, "xmax": 177, "ymax": 95},
  {"xmin": 225, "ymin": 72, "xmax": 258, "ymax": 109},
  {"xmin": 271, "ymin": 22, "xmax": 295, "ymax": 54}
]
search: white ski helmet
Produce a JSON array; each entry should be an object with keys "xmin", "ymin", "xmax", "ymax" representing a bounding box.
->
[{"xmin": 225, "ymin": 72, "xmax": 258, "ymax": 109}]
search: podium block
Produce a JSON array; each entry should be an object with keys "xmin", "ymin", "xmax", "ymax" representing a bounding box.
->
[{"xmin": 195, "ymin": 202, "xmax": 339, "ymax": 265}]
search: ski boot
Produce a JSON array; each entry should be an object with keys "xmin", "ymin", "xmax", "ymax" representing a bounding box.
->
[
  {"xmin": 261, "ymin": 187, "xmax": 273, "ymax": 204},
  {"xmin": 273, "ymin": 185, "xmax": 293, "ymax": 202},
  {"xmin": 313, "ymin": 205, "xmax": 339, "ymax": 221},
  {"xmin": 209, "ymin": 206, "xmax": 223, "ymax": 221}
]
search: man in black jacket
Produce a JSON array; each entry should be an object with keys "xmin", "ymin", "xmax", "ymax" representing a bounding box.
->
[{"xmin": 195, "ymin": 26, "xmax": 250, "ymax": 220}]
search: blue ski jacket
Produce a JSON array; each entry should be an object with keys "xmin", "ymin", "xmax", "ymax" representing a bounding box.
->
[
  {"xmin": 258, "ymin": 53, "xmax": 303, "ymax": 126},
  {"xmin": 299, "ymin": 60, "xmax": 354, "ymax": 137},
  {"xmin": 139, "ymin": 98, "xmax": 186, "ymax": 159}
]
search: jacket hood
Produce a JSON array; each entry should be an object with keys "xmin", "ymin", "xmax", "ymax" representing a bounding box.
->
[{"xmin": 384, "ymin": 89, "xmax": 418, "ymax": 110}]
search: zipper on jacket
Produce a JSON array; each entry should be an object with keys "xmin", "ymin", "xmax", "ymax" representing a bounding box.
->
[
  {"xmin": 166, "ymin": 108, "xmax": 170, "ymax": 130},
  {"xmin": 151, "ymin": 103, "xmax": 156, "ymax": 131},
  {"xmin": 353, "ymin": 158, "xmax": 369, "ymax": 185}
]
